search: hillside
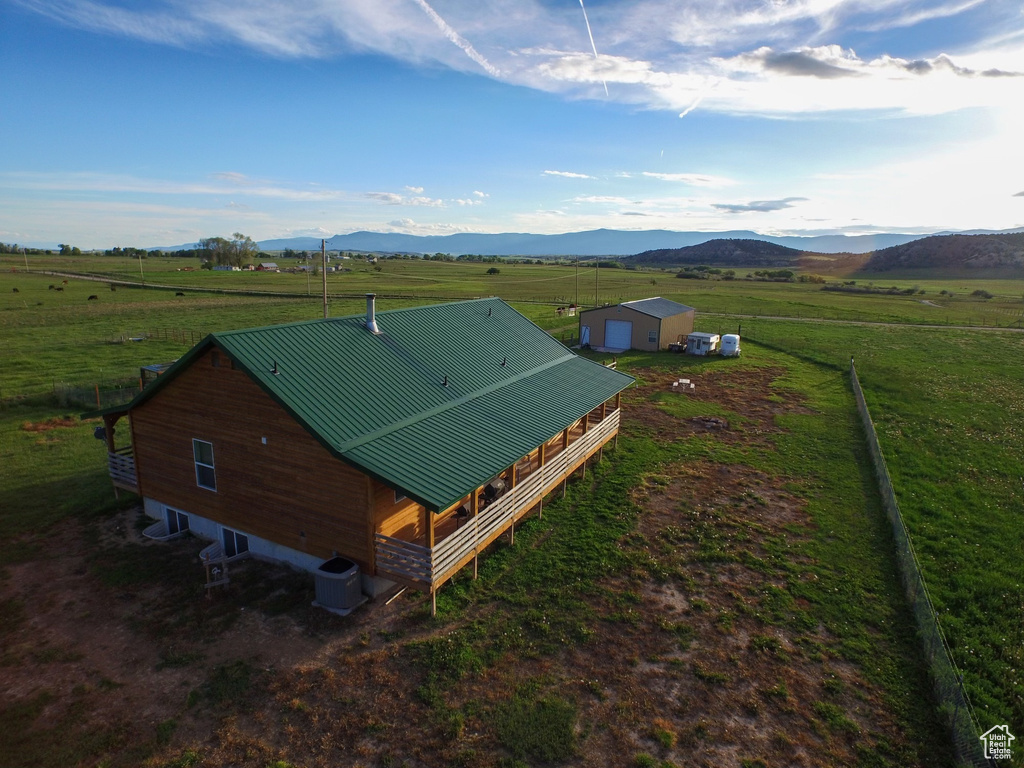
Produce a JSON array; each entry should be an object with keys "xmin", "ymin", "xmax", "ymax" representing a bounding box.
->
[
  {"xmin": 863, "ymin": 232, "xmax": 1024, "ymax": 272},
  {"xmin": 627, "ymin": 238, "xmax": 810, "ymax": 267}
]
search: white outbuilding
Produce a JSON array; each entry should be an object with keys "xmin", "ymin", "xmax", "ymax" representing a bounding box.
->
[{"xmin": 685, "ymin": 332, "xmax": 720, "ymax": 356}]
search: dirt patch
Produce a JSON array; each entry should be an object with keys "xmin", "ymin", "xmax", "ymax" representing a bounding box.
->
[
  {"xmin": 20, "ymin": 417, "xmax": 81, "ymax": 432},
  {"xmin": 626, "ymin": 365, "xmax": 811, "ymax": 444}
]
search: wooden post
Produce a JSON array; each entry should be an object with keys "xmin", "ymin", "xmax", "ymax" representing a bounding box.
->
[
  {"xmin": 562, "ymin": 427, "xmax": 569, "ymax": 450},
  {"xmin": 424, "ymin": 507, "xmax": 435, "ymax": 549},
  {"xmin": 538, "ymin": 443, "xmax": 546, "ymax": 520},
  {"xmin": 614, "ymin": 392, "xmax": 621, "ymax": 411},
  {"xmin": 431, "ymin": 590, "xmax": 436, "ymax": 617},
  {"xmin": 582, "ymin": 412, "xmax": 589, "ymax": 433},
  {"xmin": 601, "ymin": 400, "xmax": 607, "ymax": 420},
  {"xmin": 204, "ymin": 554, "xmax": 211, "ymax": 600},
  {"xmin": 322, "ymin": 239, "xmax": 328, "ymax": 319},
  {"xmin": 471, "ymin": 486, "xmax": 479, "ymax": 579}
]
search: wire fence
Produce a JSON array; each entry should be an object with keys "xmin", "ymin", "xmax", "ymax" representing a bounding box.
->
[
  {"xmin": 53, "ymin": 379, "xmax": 140, "ymax": 410},
  {"xmin": 850, "ymin": 359, "xmax": 993, "ymax": 767}
]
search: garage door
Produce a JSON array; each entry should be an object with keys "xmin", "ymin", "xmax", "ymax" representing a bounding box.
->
[{"xmin": 604, "ymin": 319, "xmax": 632, "ymax": 350}]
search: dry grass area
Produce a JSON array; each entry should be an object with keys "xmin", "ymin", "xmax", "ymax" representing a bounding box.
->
[{"xmin": 0, "ymin": 365, "xmax": 942, "ymax": 768}]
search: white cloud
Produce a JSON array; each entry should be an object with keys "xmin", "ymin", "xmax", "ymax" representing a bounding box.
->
[
  {"xmin": 473, "ymin": 190, "xmax": 488, "ymax": 198},
  {"xmin": 570, "ymin": 195, "xmax": 634, "ymax": 204},
  {"xmin": 405, "ymin": 185, "xmax": 424, "ymax": 194},
  {"xmin": 366, "ymin": 191, "xmax": 444, "ymax": 207},
  {"xmin": 642, "ymin": 172, "xmax": 734, "ymax": 187},
  {"xmin": 0, "ymin": 170, "xmax": 355, "ymax": 201},
  {"xmin": 16, "ymin": 0, "xmax": 1024, "ymax": 119},
  {"xmin": 383, "ymin": 218, "xmax": 468, "ymax": 235},
  {"xmin": 544, "ymin": 170, "xmax": 595, "ymax": 179}
]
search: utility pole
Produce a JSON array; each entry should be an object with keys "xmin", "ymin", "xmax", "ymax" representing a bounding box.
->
[
  {"xmin": 321, "ymin": 239, "xmax": 328, "ymax": 318},
  {"xmin": 138, "ymin": 249, "xmax": 145, "ymax": 286},
  {"xmin": 575, "ymin": 254, "xmax": 579, "ymax": 308},
  {"xmin": 594, "ymin": 258, "xmax": 599, "ymax": 307}
]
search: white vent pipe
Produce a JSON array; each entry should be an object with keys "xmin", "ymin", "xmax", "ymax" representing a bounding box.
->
[{"xmin": 366, "ymin": 293, "xmax": 380, "ymax": 334}]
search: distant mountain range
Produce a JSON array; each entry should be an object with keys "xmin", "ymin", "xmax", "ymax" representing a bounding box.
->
[
  {"xmin": 147, "ymin": 227, "xmax": 1024, "ymax": 274},
  {"xmin": 244, "ymin": 229, "xmax": 925, "ymax": 256}
]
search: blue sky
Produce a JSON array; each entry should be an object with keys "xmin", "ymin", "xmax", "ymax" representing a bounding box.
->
[{"xmin": 2, "ymin": 0, "xmax": 1023, "ymax": 248}]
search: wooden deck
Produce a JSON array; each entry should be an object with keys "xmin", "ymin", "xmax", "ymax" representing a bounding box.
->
[
  {"xmin": 108, "ymin": 447, "xmax": 138, "ymax": 494},
  {"xmin": 375, "ymin": 409, "xmax": 619, "ymax": 592}
]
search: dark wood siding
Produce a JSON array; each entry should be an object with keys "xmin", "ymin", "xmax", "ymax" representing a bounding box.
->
[{"xmin": 131, "ymin": 347, "xmax": 373, "ymax": 568}]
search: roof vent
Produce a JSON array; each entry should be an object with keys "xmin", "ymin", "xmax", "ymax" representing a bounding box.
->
[
  {"xmin": 488, "ymin": 307, "xmax": 492, "ymax": 317},
  {"xmin": 442, "ymin": 375, "xmax": 448, "ymax": 387},
  {"xmin": 501, "ymin": 356, "xmax": 507, "ymax": 367},
  {"xmin": 271, "ymin": 361, "xmax": 280, "ymax": 375},
  {"xmin": 365, "ymin": 293, "xmax": 381, "ymax": 334}
]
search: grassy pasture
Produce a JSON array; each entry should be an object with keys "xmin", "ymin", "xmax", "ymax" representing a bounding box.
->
[
  {"xmin": 5, "ymin": 252, "xmax": 1024, "ymax": 328},
  {"xmin": 740, "ymin": 318, "xmax": 1024, "ymax": 733}
]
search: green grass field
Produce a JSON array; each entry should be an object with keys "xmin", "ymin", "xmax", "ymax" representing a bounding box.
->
[
  {"xmin": 1, "ymin": 255, "xmax": 1022, "ymax": 765},
  {"xmin": 739, "ymin": 319, "xmax": 1024, "ymax": 733}
]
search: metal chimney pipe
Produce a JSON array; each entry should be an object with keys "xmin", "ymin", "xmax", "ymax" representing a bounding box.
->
[{"xmin": 366, "ymin": 293, "xmax": 380, "ymax": 334}]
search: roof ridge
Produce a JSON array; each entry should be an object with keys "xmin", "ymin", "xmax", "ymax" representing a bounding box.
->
[
  {"xmin": 213, "ymin": 296, "xmax": 503, "ymax": 338},
  {"xmin": 334, "ymin": 350, "xmax": 577, "ymax": 453}
]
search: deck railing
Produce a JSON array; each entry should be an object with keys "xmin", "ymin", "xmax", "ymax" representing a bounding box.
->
[
  {"xmin": 108, "ymin": 447, "xmax": 138, "ymax": 492},
  {"xmin": 375, "ymin": 410, "xmax": 619, "ymax": 590}
]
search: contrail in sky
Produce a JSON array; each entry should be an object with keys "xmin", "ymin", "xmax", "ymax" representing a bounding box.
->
[
  {"xmin": 578, "ymin": 0, "xmax": 608, "ymax": 96},
  {"xmin": 679, "ymin": 78, "xmax": 718, "ymax": 119},
  {"xmin": 411, "ymin": 0, "xmax": 501, "ymax": 77}
]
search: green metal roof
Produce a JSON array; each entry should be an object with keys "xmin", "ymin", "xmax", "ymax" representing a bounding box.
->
[{"xmin": 123, "ymin": 298, "xmax": 634, "ymax": 512}]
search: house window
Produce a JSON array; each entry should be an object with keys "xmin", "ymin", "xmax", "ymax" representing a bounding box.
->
[
  {"xmin": 222, "ymin": 528, "xmax": 249, "ymax": 558},
  {"xmin": 166, "ymin": 507, "xmax": 189, "ymax": 535},
  {"xmin": 394, "ymin": 490, "xmax": 407, "ymax": 504},
  {"xmin": 193, "ymin": 439, "xmax": 216, "ymax": 491},
  {"xmin": 648, "ymin": 330, "xmax": 657, "ymax": 343}
]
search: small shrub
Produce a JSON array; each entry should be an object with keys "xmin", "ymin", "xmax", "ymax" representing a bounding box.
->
[
  {"xmin": 652, "ymin": 723, "xmax": 675, "ymax": 748},
  {"xmin": 495, "ymin": 694, "xmax": 576, "ymax": 762},
  {"xmin": 692, "ymin": 663, "xmax": 730, "ymax": 685},
  {"xmin": 155, "ymin": 719, "xmax": 177, "ymax": 746},
  {"xmin": 813, "ymin": 701, "xmax": 859, "ymax": 734},
  {"xmin": 203, "ymin": 660, "xmax": 254, "ymax": 705}
]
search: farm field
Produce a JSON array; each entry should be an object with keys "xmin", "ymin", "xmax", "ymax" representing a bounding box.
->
[
  {"xmin": 5, "ymin": 252, "xmax": 1024, "ymax": 329},
  {"xmin": 738, "ymin": 319, "xmax": 1024, "ymax": 735},
  {"xmin": 1, "ymin": 260, "xmax": 1021, "ymax": 765}
]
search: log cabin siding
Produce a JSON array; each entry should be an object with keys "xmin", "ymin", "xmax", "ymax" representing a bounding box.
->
[
  {"xmin": 130, "ymin": 347, "xmax": 373, "ymax": 568},
  {"xmin": 373, "ymin": 480, "xmax": 427, "ymax": 540}
]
